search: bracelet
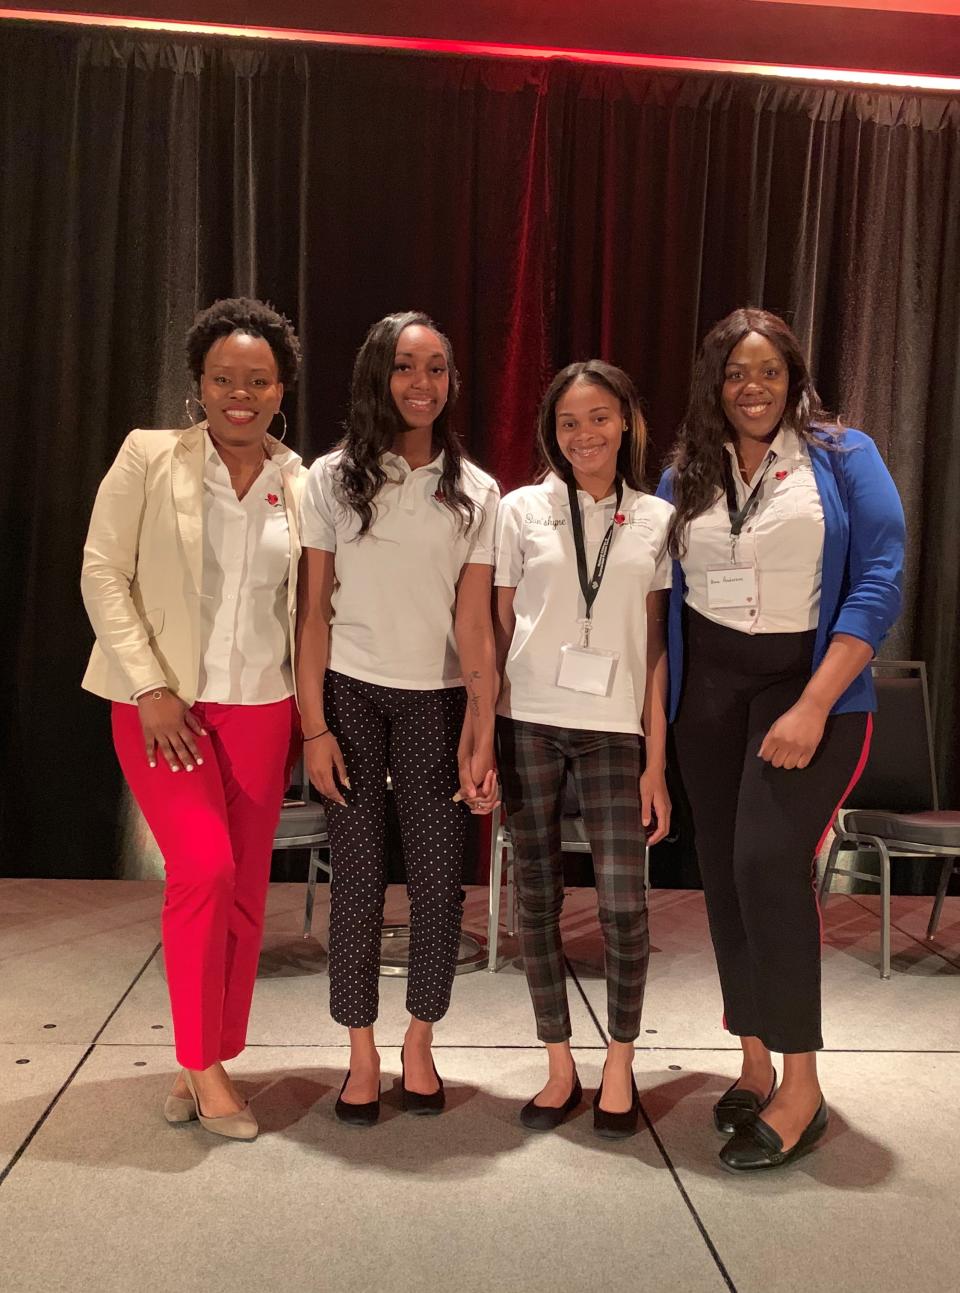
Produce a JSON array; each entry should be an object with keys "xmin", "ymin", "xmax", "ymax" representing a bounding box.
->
[{"xmin": 303, "ymin": 728, "xmax": 330, "ymax": 742}]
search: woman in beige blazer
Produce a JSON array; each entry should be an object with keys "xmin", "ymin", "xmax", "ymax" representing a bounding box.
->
[{"xmin": 82, "ymin": 298, "xmax": 305, "ymax": 1141}]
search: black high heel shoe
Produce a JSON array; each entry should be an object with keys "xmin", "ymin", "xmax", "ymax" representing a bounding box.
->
[
  {"xmin": 335, "ymin": 1071, "xmax": 380, "ymax": 1127},
  {"xmin": 713, "ymin": 1071, "xmax": 778, "ymax": 1136},
  {"xmin": 592, "ymin": 1067, "xmax": 641, "ymax": 1139},
  {"xmin": 519, "ymin": 1071, "xmax": 582, "ymax": 1131},
  {"xmin": 719, "ymin": 1098, "xmax": 828, "ymax": 1172},
  {"xmin": 400, "ymin": 1047, "xmax": 445, "ymax": 1115}
]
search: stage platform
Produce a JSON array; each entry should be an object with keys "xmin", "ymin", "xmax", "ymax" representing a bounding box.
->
[{"xmin": 1, "ymin": 880, "xmax": 958, "ymax": 1293}]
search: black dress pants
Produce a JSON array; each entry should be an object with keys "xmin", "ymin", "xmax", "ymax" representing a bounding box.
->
[{"xmin": 674, "ymin": 610, "xmax": 870, "ymax": 1053}]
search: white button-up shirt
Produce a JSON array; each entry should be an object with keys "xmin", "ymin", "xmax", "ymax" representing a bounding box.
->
[
  {"xmin": 494, "ymin": 474, "xmax": 674, "ymax": 734},
  {"xmin": 195, "ymin": 433, "xmax": 295, "ymax": 703},
  {"xmin": 299, "ymin": 448, "xmax": 499, "ymax": 690},
  {"xmin": 682, "ymin": 428, "xmax": 825, "ymax": 635}
]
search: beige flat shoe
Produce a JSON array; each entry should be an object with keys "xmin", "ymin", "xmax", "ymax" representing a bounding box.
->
[{"xmin": 183, "ymin": 1070, "xmax": 258, "ymax": 1142}]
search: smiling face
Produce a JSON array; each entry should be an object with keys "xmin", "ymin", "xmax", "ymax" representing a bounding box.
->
[
  {"xmin": 554, "ymin": 380, "xmax": 624, "ymax": 487},
  {"xmin": 389, "ymin": 324, "xmax": 450, "ymax": 432},
  {"xmin": 720, "ymin": 331, "xmax": 790, "ymax": 445},
  {"xmin": 199, "ymin": 331, "xmax": 283, "ymax": 449}
]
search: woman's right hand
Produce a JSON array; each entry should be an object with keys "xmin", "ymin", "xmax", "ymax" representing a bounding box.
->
[
  {"xmin": 305, "ymin": 730, "xmax": 350, "ymax": 806},
  {"xmin": 137, "ymin": 688, "xmax": 206, "ymax": 771}
]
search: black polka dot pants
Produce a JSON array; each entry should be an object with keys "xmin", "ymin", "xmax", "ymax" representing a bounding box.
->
[{"xmin": 322, "ymin": 670, "xmax": 468, "ymax": 1029}]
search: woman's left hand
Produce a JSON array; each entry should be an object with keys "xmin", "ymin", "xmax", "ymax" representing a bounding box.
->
[
  {"xmin": 639, "ymin": 767, "xmax": 671, "ymax": 847},
  {"xmin": 758, "ymin": 699, "xmax": 828, "ymax": 769},
  {"xmin": 457, "ymin": 736, "xmax": 500, "ymax": 815}
]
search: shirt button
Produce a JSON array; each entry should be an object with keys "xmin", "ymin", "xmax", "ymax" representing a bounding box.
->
[{"xmin": 748, "ymin": 609, "xmax": 757, "ymax": 617}]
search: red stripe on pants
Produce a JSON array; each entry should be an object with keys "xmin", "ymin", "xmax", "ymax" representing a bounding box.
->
[{"xmin": 112, "ymin": 698, "xmax": 296, "ymax": 1069}]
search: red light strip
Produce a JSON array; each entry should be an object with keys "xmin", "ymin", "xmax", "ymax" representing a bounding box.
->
[{"xmin": 2, "ymin": 8, "xmax": 959, "ymax": 91}]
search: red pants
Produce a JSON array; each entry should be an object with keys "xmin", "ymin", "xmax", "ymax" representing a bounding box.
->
[{"xmin": 112, "ymin": 698, "xmax": 296, "ymax": 1069}]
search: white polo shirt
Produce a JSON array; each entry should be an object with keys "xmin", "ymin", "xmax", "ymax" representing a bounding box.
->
[
  {"xmin": 196, "ymin": 433, "xmax": 296, "ymax": 704},
  {"xmin": 682, "ymin": 428, "xmax": 826, "ymax": 634},
  {"xmin": 494, "ymin": 474, "xmax": 674, "ymax": 734},
  {"xmin": 300, "ymin": 449, "xmax": 499, "ymax": 690}
]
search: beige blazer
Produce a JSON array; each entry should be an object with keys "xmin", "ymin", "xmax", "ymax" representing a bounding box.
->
[{"xmin": 81, "ymin": 424, "xmax": 305, "ymax": 705}]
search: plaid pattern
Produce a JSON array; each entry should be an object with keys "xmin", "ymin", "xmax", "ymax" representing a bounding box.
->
[{"xmin": 496, "ymin": 718, "xmax": 650, "ymax": 1043}]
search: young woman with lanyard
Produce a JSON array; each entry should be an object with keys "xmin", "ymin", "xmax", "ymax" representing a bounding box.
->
[
  {"xmin": 658, "ymin": 308, "xmax": 904, "ymax": 1172},
  {"xmin": 296, "ymin": 311, "xmax": 499, "ymax": 1126},
  {"xmin": 494, "ymin": 360, "xmax": 674, "ymax": 1138}
]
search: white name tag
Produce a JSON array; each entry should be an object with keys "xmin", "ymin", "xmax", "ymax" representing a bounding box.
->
[
  {"xmin": 556, "ymin": 643, "xmax": 619, "ymax": 696},
  {"xmin": 706, "ymin": 563, "xmax": 758, "ymax": 609}
]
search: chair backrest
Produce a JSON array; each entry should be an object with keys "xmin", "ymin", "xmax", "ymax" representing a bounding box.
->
[{"xmin": 845, "ymin": 662, "xmax": 938, "ymax": 813}]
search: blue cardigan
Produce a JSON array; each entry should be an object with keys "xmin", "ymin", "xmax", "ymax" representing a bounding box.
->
[{"xmin": 656, "ymin": 429, "xmax": 905, "ymax": 720}]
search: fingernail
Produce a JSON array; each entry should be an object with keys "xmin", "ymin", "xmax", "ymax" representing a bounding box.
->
[
  {"xmin": 185, "ymin": 765, "xmax": 194, "ymax": 772},
  {"xmin": 201, "ymin": 729, "xmax": 208, "ymax": 736},
  {"xmin": 149, "ymin": 761, "xmax": 157, "ymax": 768},
  {"xmin": 171, "ymin": 766, "xmax": 180, "ymax": 772},
  {"xmin": 196, "ymin": 758, "xmax": 204, "ymax": 766},
  {"xmin": 343, "ymin": 778, "xmax": 352, "ymax": 789}
]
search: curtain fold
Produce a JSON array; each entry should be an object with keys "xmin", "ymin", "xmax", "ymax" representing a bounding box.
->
[{"xmin": 2, "ymin": 21, "xmax": 958, "ymax": 887}]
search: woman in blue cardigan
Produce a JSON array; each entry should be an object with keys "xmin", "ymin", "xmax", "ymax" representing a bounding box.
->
[{"xmin": 657, "ymin": 308, "xmax": 904, "ymax": 1172}]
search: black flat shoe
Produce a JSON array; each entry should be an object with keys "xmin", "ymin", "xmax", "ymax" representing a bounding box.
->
[
  {"xmin": 719, "ymin": 1098, "xmax": 828, "ymax": 1172},
  {"xmin": 592, "ymin": 1070, "xmax": 641, "ymax": 1140},
  {"xmin": 400, "ymin": 1047, "xmax": 445, "ymax": 1115},
  {"xmin": 713, "ymin": 1071, "xmax": 778, "ymax": 1136},
  {"xmin": 335, "ymin": 1071, "xmax": 380, "ymax": 1127},
  {"xmin": 519, "ymin": 1072, "xmax": 582, "ymax": 1131}
]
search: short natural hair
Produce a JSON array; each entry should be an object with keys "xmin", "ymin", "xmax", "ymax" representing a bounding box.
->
[{"xmin": 185, "ymin": 297, "xmax": 302, "ymax": 387}]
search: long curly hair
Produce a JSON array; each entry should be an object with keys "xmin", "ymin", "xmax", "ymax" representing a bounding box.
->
[
  {"xmin": 334, "ymin": 311, "xmax": 481, "ymax": 537},
  {"xmin": 667, "ymin": 307, "xmax": 839, "ymax": 558},
  {"xmin": 536, "ymin": 360, "xmax": 649, "ymax": 490}
]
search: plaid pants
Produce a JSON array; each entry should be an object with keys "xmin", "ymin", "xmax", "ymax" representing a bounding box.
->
[{"xmin": 497, "ymin": 718, "xmax": 650, "ymax": 1043}]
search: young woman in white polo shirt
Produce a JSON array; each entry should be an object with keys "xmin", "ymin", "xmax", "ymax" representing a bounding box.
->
[
  {"xmin": 494, "ymin": 360, "xmax": 674, "ymax": 1138},
  {"xmin": 296, "ymin": 311, "xmax": 499, "ymax": 1126}
]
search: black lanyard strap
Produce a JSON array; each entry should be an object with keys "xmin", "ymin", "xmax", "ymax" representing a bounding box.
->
[
  {"xmin": 565, "ymin": 477, "xmax": 624, "ymax": 621},
  {"xmin": 723, "ymin": 450, "xmax": 775, "ymax": 539}
]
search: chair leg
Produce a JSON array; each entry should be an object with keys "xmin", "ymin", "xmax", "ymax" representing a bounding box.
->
[
  {"xmin": 927, "ymin": 858, "xmax": 954, "ymax": 940},
  {"xmin": 878, "ymin": 841, "xmax": 891, "ymax": 980},
  {"xmin": 303, "ymin": 850, "xmax": 318, "ymax": 939},
  {"xmin": 486, "ymin": 820, "xmax": 504, "ymax": 972},
  {"xmin": 505, "ymin": 843, "xmax": 517, "ymax": 939},
  {"xmin": 818, "ymin": 833, "xmax": 842, "ymax": 903}
]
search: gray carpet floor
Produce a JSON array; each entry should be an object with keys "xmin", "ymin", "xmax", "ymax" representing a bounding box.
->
[{"xmin": 1, "ymin": 880, "xmax": 958, "ymax": 1293}]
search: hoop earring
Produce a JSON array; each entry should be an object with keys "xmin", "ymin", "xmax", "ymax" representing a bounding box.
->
[
  {"xmin": 185, "ymin": 395, "xmax": 207, "ymax": 426},
  {"xmin": 273, "ymin": 410, "xmax": 288, "ymax": 443}
]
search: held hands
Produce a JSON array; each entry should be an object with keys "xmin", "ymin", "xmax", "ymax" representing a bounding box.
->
[
  {"xmin": 137, "ymin": 689, "xmax": 206, "ymax": 772},
  {"xmin": 304, "ymin": 731, "xmax": 351, "ymax": 806},
  {"xmin": 758, "ymin": 698, "xmax": 828, "ymax": 770},
  {"xmin": 639, "ymin": 766, "xmax": 671, "ymax": 846},
  {"xmin": 457, "ymin": 731, "xmax": 500, "ymax": 815}
]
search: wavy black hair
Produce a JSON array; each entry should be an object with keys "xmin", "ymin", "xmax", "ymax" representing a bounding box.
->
[
  {"xmin": 536, "ymin": 360, "xmax": 649, "ymax": 491},
  {"xmin": 186, "ymin": 297, "xmax": 302, "ymax": 388},
  {"xmin": 667, "ymin": 307, "xmax": 840, "ymax": 557},
  {"xmin": 334, "ymin": 311, "xmax": 481, "ymax": 537}
]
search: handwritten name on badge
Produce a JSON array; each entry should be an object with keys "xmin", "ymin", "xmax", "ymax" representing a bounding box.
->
[{"xmin": 526, "ymin": 513, "xmax": 566, "ymax": 528}]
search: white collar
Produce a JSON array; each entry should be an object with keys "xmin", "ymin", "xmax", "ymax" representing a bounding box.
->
[
  {"xmin": 543, "ymin": 471, "xmax": 629, "ymax": 506},
  {"xmin": 723, "ymin": 426, "xmax": 804, "ymax": 468},
  {"xmin": 380, "ymin": 448, "xmax": 445, "ymax": 475},
  {"xmin": 203, "ymin": 427, "xmax": 300, "ymax": 472}
]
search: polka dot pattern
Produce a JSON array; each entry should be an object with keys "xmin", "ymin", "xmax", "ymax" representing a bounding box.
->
[{"xmin": 323, "ymin": 670, "xmax": 468, "ymax": 1028}]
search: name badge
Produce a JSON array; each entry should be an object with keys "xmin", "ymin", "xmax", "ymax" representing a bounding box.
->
[
  {"xmin": 706, "ymin": 563, "xmax": 758, "ymax": 610},
  {"xmin": 556, "ymin": 643, "xmax": 619, "ymax": 697}
]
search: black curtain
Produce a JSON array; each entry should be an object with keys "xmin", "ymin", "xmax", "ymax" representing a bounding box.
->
[{"xmin": 2, "ymin": 21, "xmax": 958, "ymax": 888}]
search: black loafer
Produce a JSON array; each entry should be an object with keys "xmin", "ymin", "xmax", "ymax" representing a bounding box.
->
[
  {"xmin": 335, "ymin": 1071, "xmax": 380, "ymax": 1127},
  {"xmin": 592, "ymin": 1071, "xmax": 641, "ymax": 1140},
  {"xmin": 400, "ymin": 1048, "xmax": 445, "ymax": 1116},
  {"xmin": 519, "ymin": 1073, "xmax": 582, "ymax": 1131},
  {"xmin": 719, "ymin": 1098, "xmax": 828, "ymax": 1172},
  {"xmin": 713, "ymin": 1072, "xmax": 778, "ymax": 1136}
]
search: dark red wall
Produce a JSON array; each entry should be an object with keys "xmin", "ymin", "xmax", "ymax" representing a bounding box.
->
[{"xmin": 8, "ymin": 0, "xmax": 960, "ymax": 76}]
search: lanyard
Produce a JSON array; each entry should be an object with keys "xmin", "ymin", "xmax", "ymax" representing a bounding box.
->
[
  {"xmin": 723, "ymin": 450, "xmax": 775, "ymax": 555},
  {"xmin": 566, "ymin": 477, "xmax": 624, "ymax": 640}
]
